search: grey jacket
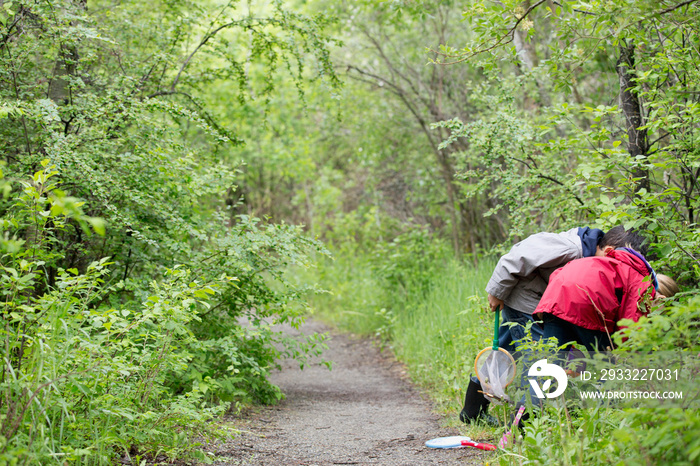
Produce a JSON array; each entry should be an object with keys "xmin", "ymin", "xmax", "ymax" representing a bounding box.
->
[{"xmin": 485, "ymin": 228, "xmax": 583, "ymax": 315}]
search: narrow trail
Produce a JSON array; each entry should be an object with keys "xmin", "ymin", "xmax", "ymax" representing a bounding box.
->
[{"xmin": 211, "ymin": 320, "xmax": 488, "ymax": 465}]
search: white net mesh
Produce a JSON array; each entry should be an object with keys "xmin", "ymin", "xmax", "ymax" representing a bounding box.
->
[{"xmin": 476, "ymin": 348, "xmax": 516, "ymax": 402}]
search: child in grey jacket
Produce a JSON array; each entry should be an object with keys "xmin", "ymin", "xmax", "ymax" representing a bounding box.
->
[{"xmin": 486, "ymin": 227, "xmax": 605, "ymax": 351}]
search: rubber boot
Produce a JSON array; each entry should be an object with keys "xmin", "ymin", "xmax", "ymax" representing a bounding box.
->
[{"xmin": 459, "ymin": 376, "xmax": 490, "ymax": 423}]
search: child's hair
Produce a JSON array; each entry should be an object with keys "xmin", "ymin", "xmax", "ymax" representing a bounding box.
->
[
  {"xmin": 656, "ymin": 274, "xmax": 679, "ymax": 298},
  {"xmin": 599, "ymin": 226, "xmax": 649, "ymax": 256}
]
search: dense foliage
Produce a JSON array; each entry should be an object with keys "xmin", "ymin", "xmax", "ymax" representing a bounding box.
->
[
  {"xmin": 444, "ymin": 0, "xmax": 700, "ymax": 285},
  {"xmin": 1, "ymin": 0, "xmax": 337, "ymax": 463},
  {"xmin": 230, "ymin": 0, "xmax": 700, "ymax": 286}
]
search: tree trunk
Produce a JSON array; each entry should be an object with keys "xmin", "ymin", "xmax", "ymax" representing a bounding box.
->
[
  {"xmin": 438, "ymin": 154, "xmax": 463, "ymax": 257},
  {"xmin": 512, "ymin": 1, "xmax": 552, "ymax": 108},
  {"xmin": 48, "ymin": 0, "xmax": 86, "ymax": 106},
  {"xmin": 617, "ymin": 41, "xmax": 650, "ymax": 192},
  {"xmin": 303, "ymin": 183, "xmax": 315, "ymax": 234}
]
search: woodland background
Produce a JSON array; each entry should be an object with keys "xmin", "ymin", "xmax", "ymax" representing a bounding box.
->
[{"xmin": 0, "ymin": 0, "xmax": 698, "ymax": 464}]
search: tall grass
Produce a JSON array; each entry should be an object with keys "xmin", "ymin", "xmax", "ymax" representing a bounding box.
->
[
  {"xmin": 391, "ymin": 258, "xmax": 494, "ymax": 410},
  {"xmin": 302, "ymin": 253, "xmax": 389, "ymax": 336}
]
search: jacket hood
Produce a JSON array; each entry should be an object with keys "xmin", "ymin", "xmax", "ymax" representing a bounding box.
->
[
  {"xmin": 578, "ymin": 226, "xmax": 604, "ymax": 257},
  {"xmin": 608, "ymin": 248, "xmax": 655, "ymax": 283}
]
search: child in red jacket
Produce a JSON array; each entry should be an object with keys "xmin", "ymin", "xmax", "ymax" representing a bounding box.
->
[
  {"xmin": 534, "ymin": 247, "xmax": 678, "ymax": 352},
  {"xmin": 510, "ymin": 248, "xmax": 677, "ymax": 429}
]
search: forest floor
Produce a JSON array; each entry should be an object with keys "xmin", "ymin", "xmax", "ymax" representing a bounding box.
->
[{"xmin": 207, "ymin": 320, "xmax": 489, "ymax": 465}]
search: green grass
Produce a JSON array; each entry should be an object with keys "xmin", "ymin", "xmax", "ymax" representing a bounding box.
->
[
  {"xmin": 298, "ymin": 253, "xmax": 389, "ymax": 336},
  {"xmin": 391, "ymin": 258, "xmax": 494, "ymax": 406}
]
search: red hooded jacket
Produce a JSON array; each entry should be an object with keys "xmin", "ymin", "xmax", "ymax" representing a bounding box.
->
[{"xmin": 535, "ymin": 249, "xmax": 655, "ymax": 334}]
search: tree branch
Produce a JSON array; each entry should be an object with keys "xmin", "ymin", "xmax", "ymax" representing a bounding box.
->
[
  {"xmin": 431, "ymin": 0, "xmax": 548, "ymax": 65},
  {"xmin": 511, "ymin": 156, "xmax": 587, "ymax": 207},
  {"xmin": 656, "ymin": 0, "xmax": 699, "ymax": 15},
  {"xmin": 0, "ymin": 7, "xmax": 25, "ymax": 49},
  {"xmin": 171, "ymin": 19, "xmax": 251, "ymax": 91}
]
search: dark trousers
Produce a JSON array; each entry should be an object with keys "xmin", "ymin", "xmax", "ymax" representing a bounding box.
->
[
  {"xmin": 542, "ymin": 314, "xmax": 611, "ymax": 353},
  {"xmin": 519, "ymin": 315, "xmax": 610, "ymax": 407},
  {"xmin": 499, "ymin": 305, "xmax": 544, "ymax": 355}
]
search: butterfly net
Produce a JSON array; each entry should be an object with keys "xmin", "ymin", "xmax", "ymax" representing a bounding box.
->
[{"xmin": 475, "ymin": 347, "xmax": 516, "ymax": 403}]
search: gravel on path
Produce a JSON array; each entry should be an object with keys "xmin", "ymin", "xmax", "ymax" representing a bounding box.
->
[{"xmin": 211, "ymin": 320, "xmax": 491, "ymax": 465}]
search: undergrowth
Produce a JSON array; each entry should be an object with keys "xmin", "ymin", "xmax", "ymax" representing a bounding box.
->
[{"xmin": 1, "ymin": 164, "xmax": 328, "ymax": 464}]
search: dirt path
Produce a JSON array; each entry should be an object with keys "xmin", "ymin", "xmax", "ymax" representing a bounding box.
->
[{"xmin": 211, "ymin": 320, "xmax": 490, "ymax": 465}]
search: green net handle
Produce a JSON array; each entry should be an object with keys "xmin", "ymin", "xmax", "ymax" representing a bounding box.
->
[{"xmin": 493, "ymin": 309, "xmax": 500, "ymax": 350}]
